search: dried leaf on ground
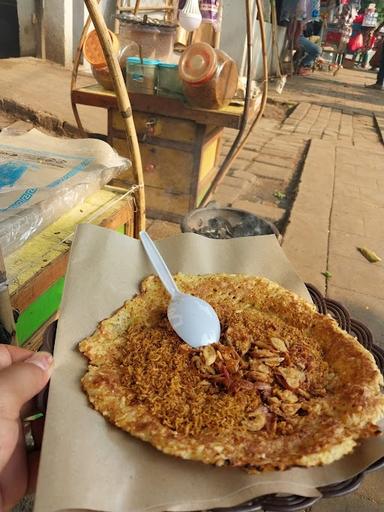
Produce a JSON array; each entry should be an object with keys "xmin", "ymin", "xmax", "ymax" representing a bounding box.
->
[
  {"xmin": 273, "ymin": 191, "xmax": 286, "ymax": 201},
  {"xmin": 357, "ymin": 247, "xmax": 382, "ymax": 263}
]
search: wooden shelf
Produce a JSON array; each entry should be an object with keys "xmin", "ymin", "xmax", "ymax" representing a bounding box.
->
[{"xmin": 72, "ymin": 84, "xmax": 251, "ymax": 130}]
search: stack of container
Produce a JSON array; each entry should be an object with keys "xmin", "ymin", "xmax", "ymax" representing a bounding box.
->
[{"xmin": 126, "ymin": 58, "xmax": 184, "ymax": 99}]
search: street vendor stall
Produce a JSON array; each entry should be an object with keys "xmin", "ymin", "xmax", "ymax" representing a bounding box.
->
[
  {"xmin": 72, "ymin": 85, "xmax": 259, "ymax": 221},
  {"xmin": 71, "ymin": 0, "xmax": 267, "ymax": 222}
]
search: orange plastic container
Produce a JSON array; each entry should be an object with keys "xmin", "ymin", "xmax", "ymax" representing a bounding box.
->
[
  {"xmin": 179, "ymin": 42, "xmax": 238, "ymax": 109},
  {"xmin": 83, "ymin": 29, "xmax": 120, "ymax": 69}
]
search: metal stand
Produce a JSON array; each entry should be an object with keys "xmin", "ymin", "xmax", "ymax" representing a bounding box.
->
[{"xmin": 73, "ymin": 0, "xmax": 146, "ymax": 234}]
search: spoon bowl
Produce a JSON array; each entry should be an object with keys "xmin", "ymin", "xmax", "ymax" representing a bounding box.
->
[
  {"xmin": 167, "ymin": 293, "xmax": 221, "ymax": 348},
  {"xmin": 139, "ymin": 231, "xmax": 221, "ymax": 348}
]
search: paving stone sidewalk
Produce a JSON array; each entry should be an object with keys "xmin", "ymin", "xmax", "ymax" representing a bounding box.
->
[
  {"xmin": 208, "ymin": 99, "xmax": 384, "ymax": 355},
  {"xmin": 268, "ymin": 67, "xmax": 384, "ymax": 117}
]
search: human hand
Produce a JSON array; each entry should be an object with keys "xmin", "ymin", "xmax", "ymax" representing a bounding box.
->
[{"xmin": 0, "ymin": 345, "xmax": 54, "ymax": 511}]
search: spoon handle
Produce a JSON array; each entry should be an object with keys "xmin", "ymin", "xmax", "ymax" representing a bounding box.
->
[{"xmin": 139, "ymin": 231, "xmax": 179, "ymax": 298}]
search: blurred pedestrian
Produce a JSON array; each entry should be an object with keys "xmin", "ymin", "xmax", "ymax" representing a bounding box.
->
[{"xmin": 366, "ymin": 20, "xmax": 384, "ymax": 90}]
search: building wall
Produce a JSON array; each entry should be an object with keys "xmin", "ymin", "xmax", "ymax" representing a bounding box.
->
[
  {"xmin": 73, "ymin": 1, "xmax": 87, "ymax": 62},
  {"xmin": 17, "ymin": 0, "xmax": 73, "ymax": 66},
  {"xmin": 16, "ymin": 0, "xmax": 36, "ymax": 56},
  {"xmin": 220, "ymin": 0, "xmax": 248, "ymax": 69},
  {"xmin": 45, "ymin": 0, "xmax": 73, "ymax": 67}
]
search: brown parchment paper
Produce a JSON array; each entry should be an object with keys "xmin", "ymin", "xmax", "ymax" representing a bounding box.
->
[{"xmin": 34, "ymin": 224, "xmax": 384, "ymax": 512}]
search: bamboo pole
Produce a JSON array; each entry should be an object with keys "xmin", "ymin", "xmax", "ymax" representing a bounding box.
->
[
  {"xmin": 133, "ymin": 0, "xmax": 141, "ymax": 15},
  {"xmin": 165, "ymin": 0, "xmax": 178, "ymax": 23},
  {"xmin": 84, "ymin": 0, "xmax": 146, "ymax": 232},
  {"xmin": 201, "ymin": 0, "xmax": 269, "ymax": 206},
  {"xmin": 290, "ymin": 22, "xmax": 295, "ymax": 76},
  {"xmin": 115, "ymin": 0, "xmax": 121, "ymax": 33},
  {"xmin": 271, "ymin": 0, "xmax": 283, "ymax": 78},
  {"xmin": 201, "ymin": 0, "xmax": 254, "ymax": 206},
  {"xmin": 213, "ymin": 0, "xmax": 223, "ymax": 49},
  {"xmin": 229, "ymin": 0, "xmax": 269, "ymax": 158},
  {"xmin": 71, "ymin": 2, "xmax": 99, "ymax": 138}
]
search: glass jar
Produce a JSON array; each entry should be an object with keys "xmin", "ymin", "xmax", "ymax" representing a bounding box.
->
[
  {"xmin": 126, "ymin": 57, "xmax": 159, "ymax": 95},
  {"xmin": 118, "ymin": 40, "xmax": 140, "ymax": 68},
  {"xmin": 118, "ymin": 17, "xmax": 177, "ymax": 62},
  {"xmin": 119, "ymin": 21, "xmax": 159, "ymax": 59},
  {"xmin": 179, "ymin": 42, "xmax": 238, "ymax": 110},
  {"xmin": 157, "ymin": 63, "xmax": 184, "ymax": 99},
  {"xmin": 117, "ymin": 41, "xmax": 140, "ymax": 81},
  {"xmin": 155, "ymin": 25, "xmax": 177, "ymax": 62}
]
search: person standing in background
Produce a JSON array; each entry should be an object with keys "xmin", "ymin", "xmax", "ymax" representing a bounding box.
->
[
  {"xmin": 348, "ymin": 8, "xmax": 365, "ymax": 57},
  {"xmin": 281, "ymin": 0, "xmax": 321, "ymax": 75},
  {"xmin": 366, "ymin": 20, "xmax": 384, "ymax": 90},
  {"xmin": 337, "ymin": 4, "xmax": 354, "ymax": 56},
  {"xmin": 360, "ymin": 4, "xmax": 378, "ymax": 68},
  {"xmin": 369, "ymin": 27, "xmax": 383, "ymax": 69}
]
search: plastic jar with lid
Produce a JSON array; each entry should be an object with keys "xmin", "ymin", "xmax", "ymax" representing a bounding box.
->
[
  {"xmin": 157, "ymin": 63, "xmax": 184, "ymax": 99},
  {"xmin": 126, "ymin": 57, "xmax": 159, "ymax": 95},
  {"xmin": 179, "ymin": 42, "xmax": 238, "ymax": 110}
]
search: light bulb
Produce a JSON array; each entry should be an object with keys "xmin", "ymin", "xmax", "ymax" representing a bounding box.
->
[{"xmin": 179, "ymin": 0, "xmax": 202, "ymax": 32}]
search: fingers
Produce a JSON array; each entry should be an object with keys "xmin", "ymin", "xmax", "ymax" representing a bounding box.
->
[
  {"xmin": 0, "ymin": 345, "xmax": 37, "ymax": 371},
  {"xmin": 0, "ymin": 352, "xmax": 54, "ymax": 420}
]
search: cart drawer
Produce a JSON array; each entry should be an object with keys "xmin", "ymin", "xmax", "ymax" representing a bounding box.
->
[
  {"xmin": 145, "ymin": 186, "xmax": 190, "ymax": 220},
  {"xmin": 111, "ymin": 110, "xmax": 197, "ymax": 144},
  {"xmin": 112, "ymin": 137, "xmax": 194, "ymax": 195}
]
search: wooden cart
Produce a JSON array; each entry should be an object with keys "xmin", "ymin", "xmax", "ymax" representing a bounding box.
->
[
  {"xmin": 71, "ymin": 0, "xmax": 267, "ymax": 221},
  {"xmin": 72, "ymin": 85, "xmax": 258, "ymax": 222}
]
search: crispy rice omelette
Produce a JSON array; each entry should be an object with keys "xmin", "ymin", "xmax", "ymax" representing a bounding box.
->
[{"xmin": 79, "ymin": 274, "xmax": 384, "ymax": 471}]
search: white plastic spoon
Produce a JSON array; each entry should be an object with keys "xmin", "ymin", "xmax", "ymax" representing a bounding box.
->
[{"xmin": 139, "ymin": 231, "xmax": 221, "ymax": 348}]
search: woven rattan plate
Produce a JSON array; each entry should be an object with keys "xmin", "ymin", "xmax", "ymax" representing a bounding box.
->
[
  {"xmin": 202, "ymin": 284, "xmax": 384, "ymax": 512},
  {"xmin": 41, "ymin": 284, "xmax": 384, "ymax": 512}
]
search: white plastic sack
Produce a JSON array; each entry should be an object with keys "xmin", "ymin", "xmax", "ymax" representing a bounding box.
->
[{"xmin": 0, "ymin": 129, "xmax": 131, "ymax": 255}]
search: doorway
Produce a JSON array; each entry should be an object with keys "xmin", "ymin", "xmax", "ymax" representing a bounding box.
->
[{"xmin": 0, "ymin": 0, "xmax": 20, "ymax": 58}]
